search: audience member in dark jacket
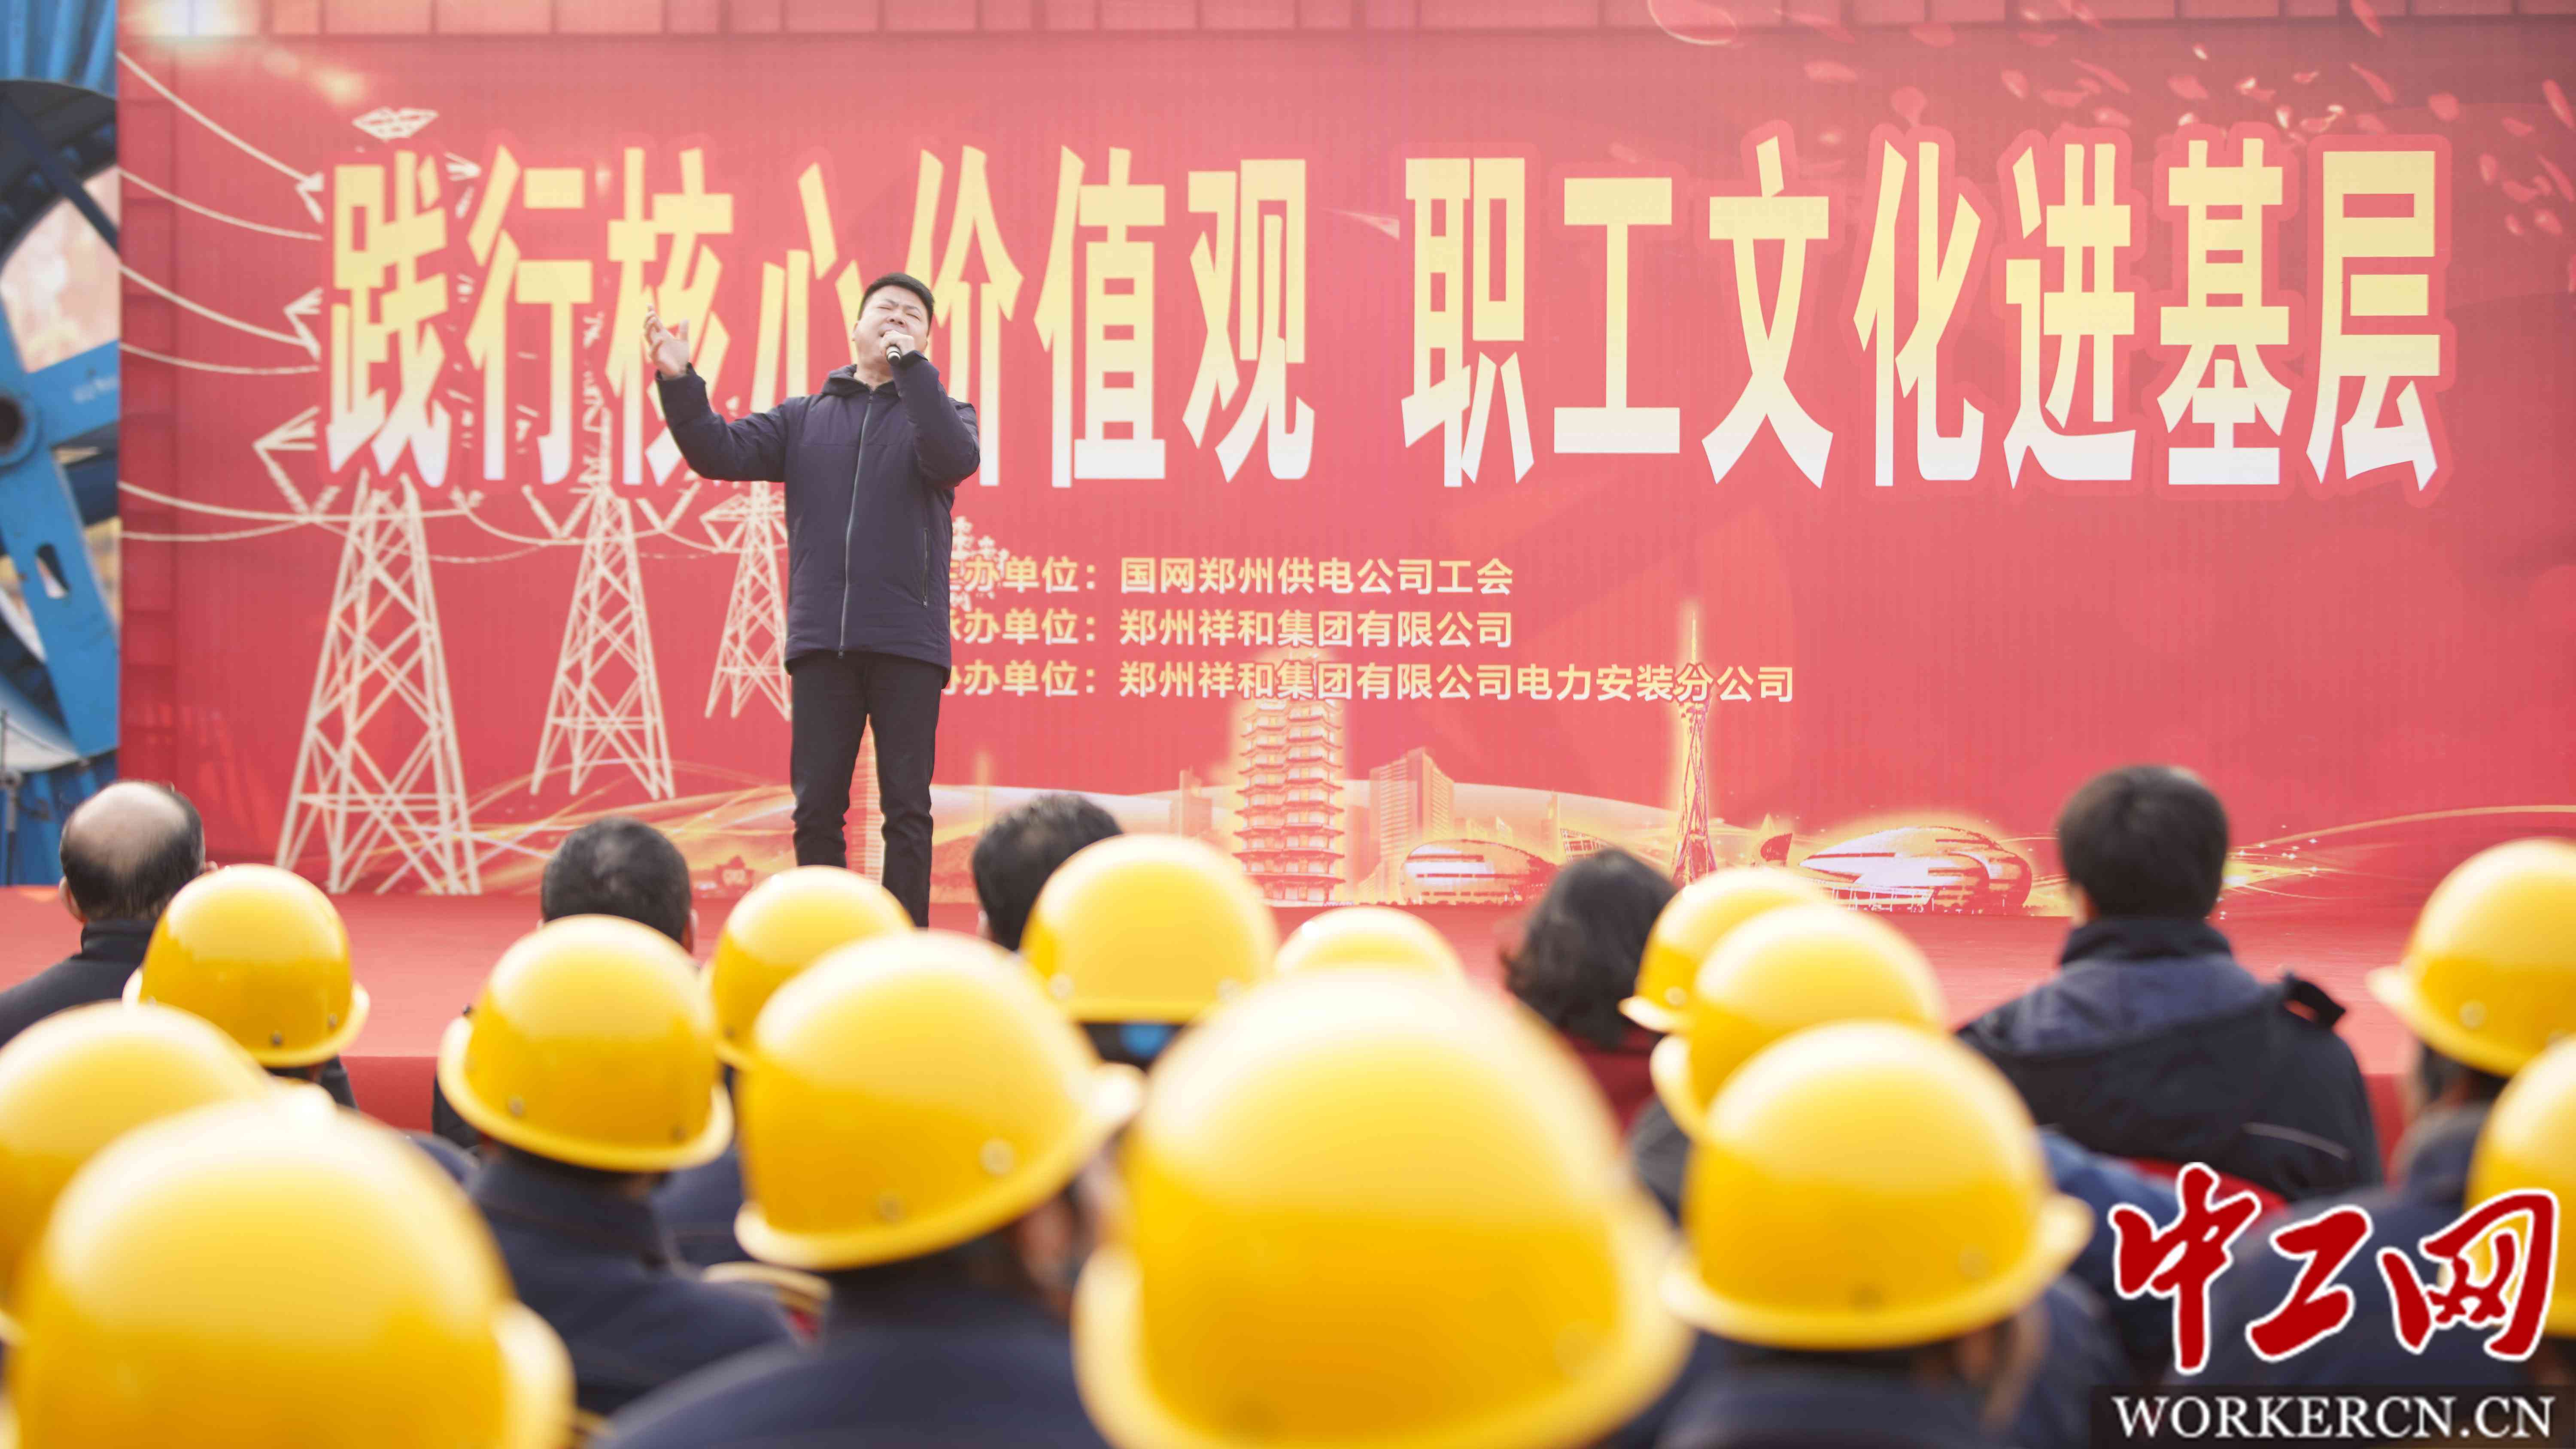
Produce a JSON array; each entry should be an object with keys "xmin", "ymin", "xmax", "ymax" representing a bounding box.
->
[
  {"xmin": 1658, "ymin": 1026, "xmax": 2092, "ymax": 1449},
  {"xmin": 1503, "ymin": 847, "xmax": 1674, "ymax": 1129},
  {"xmin": 2188, "ymin": 1069, "xmax": 2510, "ymax": 1386},
  {"xmin": 1630, "ymin": 1112, "xmax": 2175, "ymax": 1386},
  {"xmin": 474, "ymin": 1149, "xmax": 792, "ymax": 1416},
  {"xmin": 431, "ymin": 816, "xmax": 699, "ymax": 1152},
  {"xmin": 2190, "ymin": 833, "xmax": 2576, "ymax": 1388},
  {"xmin": 0, "ymin": 782, "xmax": 203, "ymax": 1050},
  {"xmin": 1958, "ymin": 766, "xmax": 2379, "ymax": 1201},
  {"xmin": 970, "ymin": 793, "xmax": 1150, "ymax": 1069},
  {"xmin": 2448, "ymin": 1037, "xmax": 2576, "ymax": 1396},
  {"xmin": 443, "ymin": 915, "xmax": 790, "ymax": 1417},
  {"xmin": 601, "ymin": 932, "xmax": 1137, "ymax": 1449},
  {"xmin": 603, "ymin": 1254, "xmax": 1109, "ymax": 1449},
  {"xmin": 1630, "ymin": 1277, "xmax": 2128, "ymax": 1449}
]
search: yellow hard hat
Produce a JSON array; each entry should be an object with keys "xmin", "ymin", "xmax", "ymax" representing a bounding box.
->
[
  {"xmin": 1074, "ymin": 972, "xmax": 1689, "ymax": 1449},
  {"xmin": 1021, "ymin": 835, "xmax": 1278, "ymax": 1023},
  {"xmin": 124, "ymin": 864, "xmax": 366, "ymax": 1067},
  {"xmin": 2369, "ymin": 839, "xmax": 2576, "ymax": 1077},
  {"xmin": 706, "ymin": 866, "xmax": 912, "ymax": 1064},
  {"xmin": 2467, "ymin": 1037, "xmax": 2576, "ymax": 1337},
  {"xmin": 0, "ymin": 1003, "xmax": 274, "ymax": 1323},
  {"xmin": 1650, "ymin": 905, "xmax": 1947, "ymax": 1141},
  {"xmin": 1664, "ymin": 1021, "xmax": 2090, "ymax": 1351},
  {"xmin": 1274, "ymin": 906, "xmax": 1465, "ymax": 981},
  {"xmin": 3, "ymin": 1091, "xmax": 571, "ymax": 1449},
  {"xmin": 734, "ymin": 931, "xmax": 1142, "ymax": 1270},
  {"xmin": 1622, "ymin": 868, "xmax": 1830, "ymax": 1034},
  {"xmin": 437, "ymin": 915, "xmax": 730, "ymax": 1172}
]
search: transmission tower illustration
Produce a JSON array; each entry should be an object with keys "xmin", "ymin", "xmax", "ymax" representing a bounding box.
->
[
  {"xmin": 1669, "ymin": 604, "xmax": 1718, "ymax": 887},
  {"xmin": 276, "ymin": 479, "xmax": 481, "ymax": 894},
  {"xmin": 532, "ymin": 479, "xmax": 676, "ymax": 799},
  {"xmin": 701, "ymin": 482, "xmax": 791, "ymax": 720}
]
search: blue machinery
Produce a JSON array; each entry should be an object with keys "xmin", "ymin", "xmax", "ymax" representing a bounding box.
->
[{"xmin": 0, "ymin": 0, "xmax": 122, "ymax": 882}]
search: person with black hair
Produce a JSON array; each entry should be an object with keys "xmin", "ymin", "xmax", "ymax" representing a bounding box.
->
[
  {"xmin": 540, "ymin": 814, "xmax": 698, "ymax": 947},
  {"xmin": 1502, "ymin": 847, "xmax": 1673, "ymax": 1128},
  {"xmin": 664, "ymin": 865, "xmax": 913, "ymax": 1270},
  {"xmin": 974, "ymin": 794, "xmax": 1124, "ymax": 953},
  {"xmin": 972, "ymin": 794, "xmax": 1173, "ymax": 1067},
  {"xmin": 1957, "ymin": 765, "xmax": 2379, "ymax": 1202},
  {"xmin": 1016, "ymin": 833, "xmax": 1273, "ymax": 1072},
  {"xmin": 1603, "ymin": 904, "xmax": 2160, "ymax": 1449},
  {"xmin": 0, "ymin": 782, "xmax": 204, "ymax": 1050},
  {"xmin": 2189, "ymin": 839, "xmax": 2576, "ymax": 1387},
  {"xmin": 431, "ymin": 815, "xmax": 698, "ymax": 1149},
  {"xmin": 1658, "ymin": 1025, "xmax": 2087, "ymax": 1449},
  {"xmin": 443, "ymin": 916, "xmax": 791, "ymax": 1418},
  {"xmin": 649, "ymin": 273, "xmax": 976, "ymax": 928}
]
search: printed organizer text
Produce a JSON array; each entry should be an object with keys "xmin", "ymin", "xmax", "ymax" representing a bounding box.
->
[{"xmin": 945, "ymin": 658, "xmax": 1793, "ymax": 703}]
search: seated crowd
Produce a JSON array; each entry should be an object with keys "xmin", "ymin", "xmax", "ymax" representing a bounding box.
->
[{"xmin": 0, "ymin": 763, "xmax": 2565, "ymax": 1446}]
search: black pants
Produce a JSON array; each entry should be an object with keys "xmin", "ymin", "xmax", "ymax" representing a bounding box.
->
[{"xmin": 788, "ymin": 650, "xmax": 943, "ymax": 925}]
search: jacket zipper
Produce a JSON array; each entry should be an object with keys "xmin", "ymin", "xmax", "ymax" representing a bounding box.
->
[
  {"xmin": 916, "ymin": 526, "xmax": 930, "ymax": 607},
  {"xmin": 838, "ymin": 394, "xmax": 870, "ymax": 651}
]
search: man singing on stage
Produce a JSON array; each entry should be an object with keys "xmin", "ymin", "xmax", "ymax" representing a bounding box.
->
[{"xmin": 644, "ymin": 273, "xmax": 976, "ymax": 925}]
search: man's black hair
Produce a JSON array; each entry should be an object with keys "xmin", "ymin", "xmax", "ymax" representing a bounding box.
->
[
  {"xmin": 2055, "ymin": 765, "xmax": 2230, "ymax": 920},
  {"xmin": 972, "ymin": 794, "xmax": 1122, "ymax": 952},
  {"xmin": 860, "ymin": 271, "xmax": 936, "ymax": 323},
  {"xmin": 541, "ymin": 816, "xmax": 693, "ymax": 945},
  {"xmin": 60, "ymin": 782, "xmax": 203, "ymax": 923},
  {"xmin": 1501, "ymin": 847, "xmax": 1675, "ymax": 1050}
]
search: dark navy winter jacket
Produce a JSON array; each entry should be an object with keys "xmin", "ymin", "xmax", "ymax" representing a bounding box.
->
[
  {"xmin": 2185, "ymin": 1104, "xmax": 2527, "ymax": 1389},
  {"xmin": 654, "ymin": 1140, "xmax": 750, "ymax": 1269},
  {"xmin": 1654, "ymin": 1363, "xmax": 2009, "ymax": 1449},
  {"xmin": 471, "ymin": 1152, "xmax": 792, "ymax": 1417},
  {"xmin": 657, "ymin": 356, "xmax": 978, "ymax": 673},
  {"xmin": 1622, "ymin": 1278, "xmax": 2129, "ymax": 1449},
  {"xmin": 1957, "ymin": 918, "xmax": 2381, "ymax": 1203},
  {"xmin": 0, "ymin": 919, "xmax": 151, "ymax": 1051},
  {"xmin": 600, "ymin": 1276, "xmax": 1110, "ymax": 1449}
]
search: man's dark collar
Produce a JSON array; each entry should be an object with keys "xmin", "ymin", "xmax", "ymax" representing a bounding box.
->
[
  {"xmin": 470, "ymin": 1151, "xmax": 674, "ymax": 1266},
  {"xmin": 2060, "ymin": 915, "xmax": 2233, "ymax": 967},
  {"xmin": 1675, "ymin": 1363, "xmax": 1994, "ymax": 1449},
  {"xmin": 821, "ymin": 1272, "xmax": 1055, "ymax": 1340},
  {"xmin": 822, "ymin": 364, "xmax": 898, "ymax": 397},
  {"xmin": 75, "ymin": 917, "xmax": 156, "ymax": 961}
]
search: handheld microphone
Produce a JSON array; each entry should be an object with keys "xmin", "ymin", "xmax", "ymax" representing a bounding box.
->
[{"xmin": 884, "ymin": 338, "xmax": 908, "ymax": 364}]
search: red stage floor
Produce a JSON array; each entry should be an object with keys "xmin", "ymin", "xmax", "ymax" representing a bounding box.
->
[{"xmin": 0, "ymin": 888, "xmax": 2416, "ymax": 1152}]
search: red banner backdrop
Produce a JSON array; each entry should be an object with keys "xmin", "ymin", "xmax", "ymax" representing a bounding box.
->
[{"xmin": 115, "ymin": 16, "xmax": 2576, "ymax": 909}]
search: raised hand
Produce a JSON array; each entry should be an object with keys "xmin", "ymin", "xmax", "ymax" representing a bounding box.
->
[{"xmin": 643, "ymin": 304, "xmax": 693, "ymax": 380}]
